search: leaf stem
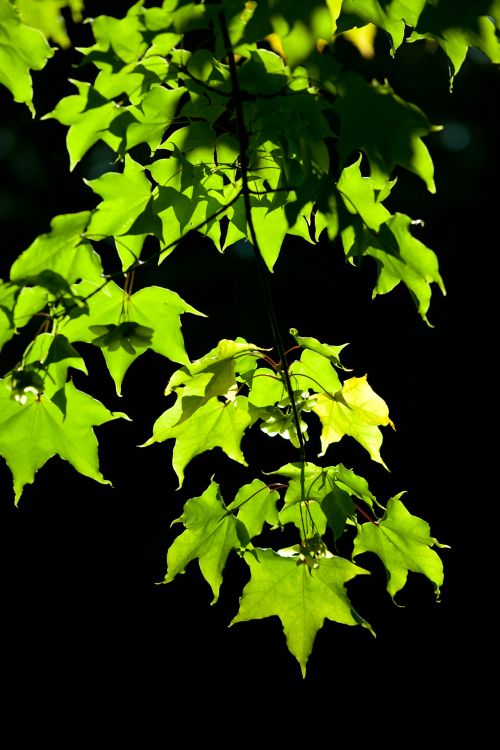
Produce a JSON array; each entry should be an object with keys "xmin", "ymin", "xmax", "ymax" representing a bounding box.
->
[{"xmin": 218, "ymin": 11, "xmax": 311, "ymax": 536}]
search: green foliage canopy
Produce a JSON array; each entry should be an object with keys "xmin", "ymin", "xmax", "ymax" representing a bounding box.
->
[{"xmin": 0, "ymin": 0, "xmax": 495, "ymax": 675}]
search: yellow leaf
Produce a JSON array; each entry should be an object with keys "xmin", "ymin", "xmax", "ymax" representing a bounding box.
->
[
  {"xmin": 266, "ymin": 32, "xmax": 286, "ymax": 60},
  {"xmin": 343, "ymin": 23, "xmax": 377, "ymax": 59}
]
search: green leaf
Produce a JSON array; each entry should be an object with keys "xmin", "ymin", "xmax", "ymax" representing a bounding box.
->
[
  {"xmin": 10, "ymin": 212, "xmax": 102, "ymax": 284},
  {"xmin": 311, "ymin": 375, "xmax": 393, "ymax": 466},
  {"xmin": 353, "ymin": 494, "xmax": 446, "ymax": 600},
  {"xmin": 22, "ymin": 332, "xmax": 87, "ymax": 399},
  {"xmin": 244, "ymin": 0, "xmax": 336, "ymax": 67},
  {"xmin": 15, "ymin": 0, "xmax": 83, "ymax": 49},
  {"xmin": 410, "ymin": 3, "xmax": 500, "ymax": 80},
  {"xmin": 334, "ymin": 73, "xmax": 437, "ymax": 192},
  {"xmin": 342, "ymin": 212, "xmax": 446, "ymax": 322},
  {"xmin": 162, "ymin": 121, "xmax": 216, "ymax": 164},
  {"xmin": 289, "ymin": 328, "xmax": 348, "ymax": 369},
  {"xmin": 85, "ymin": 156, "xmax": 152, "ymax": 239},
  {"xmin": 248, "ymin": 367, "xmax": 284, "ymax": 407},
  {"xmin": 279, "ymin": 500, "xmax": 328, "ymax": 537},
  {"xmin": 270, "ymin": 461, "xmax": 376, "ymax": 509},
  {"xmin": 250, "ymin": 201, "xmax": 289, "ymax": 271},
  {"xmin": 268, "ymin": 461, "xmax": 359, "ymax": 538},
  {"xmin": 60, "ymin": 281, "xmax": 203, "ymax": 395},
  {"xmin": 164, "ymin": 480, "xmax": 247, "ymax": 603},
  {"xmin": 321, "ymin": 486, "xmax": 356, "ymax": 541},
  {"xmin": 338, "ymin": 0, "xmax": 428, "ymax": 49},
  {"xmin": 289, "ymin": 349, "xmax": 342, "ymax": 396},
  {"xmin": 126, "ymin": 85, "xmax": 186, "ymax": 152},
  {"xmin": 85, "ymin": 9, "xmax": 147, "ymax": 64},
  {"xmin": 337, "ymin": 156, "xmax": 391, "ymax": 231},
  {"xmin": 238, "ymin": 49, "xmax": 288, "ymax": 95},
  {"xmin": 231, "ymin": 548, "xmax": 371, "ymax": 676},
  {"xmin": 43, "ymin": 80, "xmax": 125, "ymax": 170},
  {"xmin": 0, "ymin": 378, "xmax": 128, "ymax": 503},
  {"xmin": 227, "ymin": 478, "xmax": 281, "ymax": 539},
  {"xmin": 165, "ymin": 338, "xmax": 263, "ymax": 403},
  {"xmin": 144, "ymin": 395, "xmax": 252, "ymax": 486},
  {"xmin": 0, "ymin": 280, "xmax": 17, "ymax": 351},
  {"xmin": 0, "ymin": 0, "xmax": 54, "ymax": 113}
]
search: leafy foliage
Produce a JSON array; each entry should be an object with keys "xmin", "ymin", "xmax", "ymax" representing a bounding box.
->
[{"xmin": 1, "ymin": 0, "xmax": 495, "ymax": 675}]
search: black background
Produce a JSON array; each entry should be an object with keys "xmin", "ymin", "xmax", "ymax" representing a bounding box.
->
[{"xmin": 0, "ymin": 2, "xmax": 496, "ymax": 721}]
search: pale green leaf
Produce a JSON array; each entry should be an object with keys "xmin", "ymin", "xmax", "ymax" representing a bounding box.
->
[
  {"xmin": 144, "ymin": 395, "xmax": 252, "ymax": 486},
  {"xmin": 163, "ymin": 121, "xmax": 216, "ymax": 164},
  {"xmin": 0, "ymin": 0, "xmax": 54, "ymax": 113},
  {"xmin": 337, "ymin": 156, "xmax": 391, "ymax": 231},
  {"xmin": 15, "ymin": 0, "xmax": 82, "ymax": 48},
  {"xmin": 22, "ymin": 332, "xmax": 87, "ymax": 398},
  {"xmin": 232, "ymin": 548, "xmax": 371, "ymax": 676},
  {"xmin": 353, "ymin": 494, "xmax": 446, "ymax": 600},
  {"xmin": 289, "ymin": 328, "xmax": 348, "ymax": 369},
  {"xmin": 43, "ymin": 80, "xmax": 124, "ymax": 170},
  {"xmin": 251, "ymin": 203, "xmax": 289, "ymax": 271},
  {"xmin": 279, "ymin": 500, "xmax": 327, "ymax": 536},
  {"xmin": 87, "ymin": 11, "xmax": 147, "ymax": 63},
  {"xmin": 165, "ymin": 481, "xmax": 247, "ymax": 602},
  {"xmin": 227, "ymin": 478, "xmax": 281, "ymax": 538},
  {"xmin": 269, "ymin": 461, "xmax": 376, "ymax": 510},
  {"xmin": 248, "ymin": 367, "xmax": 284, "ymax": 407},
  {"xmin": 289, "ymin": 349, "xmax": 342, "ymax": 395},
  {"xmin": 60, "ymin": 281, "xmax": 202, "ymax": 395},
  {"xmin": 10, "ymin": 212, "xmax": 102, "ymax": 284},
  {"xmin": 312, "ymin": 375, "xmax": 392, "ymax": 466},
  {"xmin": 126, "ymin": 85, "xmax": 186, "ymax": 151},
  {"xmin": 0, "ymin": 378, "xmax": 127, "ymax": 503},
  {"xmin": 85, "ymin": 156, "xmax": 152, "ymax": 238},
  {"xmin": 338, "ymin": 0, "xmax": 428, "ymax": 49},
  {"xmin": 165, "ymin": 339, "xmax": 263, "ymax": 401}
]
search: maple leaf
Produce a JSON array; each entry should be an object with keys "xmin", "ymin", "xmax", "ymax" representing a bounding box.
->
[
  {"xmin": 164, "ymin": 481, "xmax": 248, "ymax": 602},
  {"xmin": 232, "ymin": 548, "xmax": 372, "ymax": 676},
  {"xmin": 144, "ymin": 395, "xmax": 252, "ymax": 486},
  {"xmin": 0, "ymin": 0, "xmax": 54, "ymax": 113},
  {"xmin": 311, "ymin": 375, "xmax": 393, "ymax": 466},
  {"xmin": 333, "ymin": 72, "xmax": 437, "ymax": 192},
  {"xmin": 10, "ymin": 212, "xmax": 102, "ymax": 284},
  {"xmin": 60, "ymin": 281, "xmax": 203, "ymax": 394},
  {"xmin": 353, "ymin": 494, "xmax": 447, "ymax": 601},
  {"xmin": 227, "ymin": 478, "xmax": 281, "ymax": 538},
  {"xmin": 0, "ymin": 378, "xmax": 128, "ymax": 503},
  {"xmin": 85, "ymin": 156, "xmax": 152, "ymax": 237}
]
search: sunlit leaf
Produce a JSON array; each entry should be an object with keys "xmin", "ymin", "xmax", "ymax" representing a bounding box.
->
[
  {"xmin": 353, "ymin": 494, "xmax": 447, "ymax": 600},
  {"xmin": 0, "ymin": 377, "xmax": 128, "ymax": 503},
  {"xmin": 0, "ymin": 0, "xmax": 54, "ymax": 113},
  {"xmin": 232, "ymin": 548, "xmax": 372, "ymax": 676}
]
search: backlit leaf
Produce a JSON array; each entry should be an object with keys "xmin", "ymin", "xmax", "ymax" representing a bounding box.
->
[
  {"xmin": 334, "ymin": 72, "xmax": 437, "ymax": 192},
  {"xmin": 312, "ymin": 375, "xmax": 392, "ymax": 466},
  {"xmin": 164, "ymin": 480, "xmax": 247, "ymax": 602},
  {"xmin": 144, "ymin": 394, "xmax": 252, "ymax": 486},
  {"xmin": 0, "ymin": 378, "xmax": 128, "ymax": 503},
  {"xmin": 0, "ymin": 0, "xmax": 54, "ymax": 113},
  {"xmin": 353, "ymin": 494, "xmax": 447, "ymax": 600},
  {"xmin": 85, "ymin": 156, "xmax": 152, "ymax": 239},
  {"xmin": 60, "ymin": 281, "xmax": 202, "ymax": 395},
  {"xmin": 232, "ymin": 548, "xmax": 371, "ymax": 676}
]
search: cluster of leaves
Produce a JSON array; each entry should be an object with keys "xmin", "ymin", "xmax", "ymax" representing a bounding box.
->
[{"xmin": 0, "ymin": 0, "xmax": 497, "ymax": 674}]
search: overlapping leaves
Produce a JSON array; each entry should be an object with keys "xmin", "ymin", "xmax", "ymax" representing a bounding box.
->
[{"xmin": 0, "ymin": 0, "xmax": 474, "ymax": 676}]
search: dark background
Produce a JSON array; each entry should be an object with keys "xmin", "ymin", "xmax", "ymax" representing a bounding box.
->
[{"xmin": 0, "ymin": 2, "xmax": 496, "ymax": 718}]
